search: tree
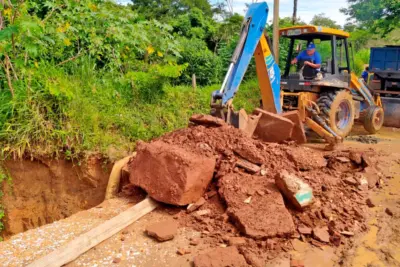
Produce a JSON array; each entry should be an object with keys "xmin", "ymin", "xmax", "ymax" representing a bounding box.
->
[
  {"xmin": 292, "ymin": 0, "xmax": 298, "ymax": 24},
  {"xmin": 340, "ymin": 0, "xmax": 400, "ymax": 36},
  {"xmin": 130, "ymin": 0, "xmax": 213, "ymax": 20},
  {"xmin": 310, "ymin": 13, "xmax": 341, "ymax": 29}
]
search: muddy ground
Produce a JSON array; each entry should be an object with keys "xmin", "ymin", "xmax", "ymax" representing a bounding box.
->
[{"xmin": 0, "ymin": 126, "xmax": 399, "ymax": 267}]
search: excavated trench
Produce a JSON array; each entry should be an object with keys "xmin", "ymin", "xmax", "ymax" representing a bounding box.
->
[{"xmin": 1, "ymin": 156, "xmax": 112, "ymax": 239}]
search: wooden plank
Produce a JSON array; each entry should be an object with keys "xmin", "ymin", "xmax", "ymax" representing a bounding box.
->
[{"xmin": 27, "ymin": 197, "xmax": 159, "ymax": 267}]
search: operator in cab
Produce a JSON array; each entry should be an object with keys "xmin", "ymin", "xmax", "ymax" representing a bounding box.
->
[{"xmin": 291, "ymin": 43, "xmax": 322, "ymax": 71}]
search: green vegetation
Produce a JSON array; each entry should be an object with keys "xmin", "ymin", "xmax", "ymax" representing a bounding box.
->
[
  {"xmin": 0, "ymin": 166, "xmax": 12, "ymax": 239},
  {"xmin": 0, "ymin": 0, "xmax": 397, "ymax": 161}
]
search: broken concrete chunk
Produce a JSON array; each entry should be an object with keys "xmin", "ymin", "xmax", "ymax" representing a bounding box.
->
[
  {"xmin": 193, "ymin": 247, "xmax": 248, "ymax": 267},
  {"xmin": 275, "ymin": 170, "xmax": 313, "ymax": 210},
  {"xmin": 130, "ymin": 141, "xmax": 216, "ymax": 206},
  {"xmin": 236, "ymin": 158, "xmax": 261, "ymax": 174},
  {"xmin": 312, "ymin": 227, "xmax": 330, "ymax": 243},
  {"xmin": 187, "ymin": 197, "xmax": 206, "ymax": 213},
  {"xmin": 145, "ymin": 219, "xmax": 178, "ymax": 242},
  {"xmin": 253, "ymin": 108, "xmax": 295, "ymax": 143},
  {"xmin": 282, "ymin": 110, "xmax": 307, "ymax": 144}
]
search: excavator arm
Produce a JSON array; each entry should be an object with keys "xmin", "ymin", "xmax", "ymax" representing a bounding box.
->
[{"xmin": 211, "ymin": 2, "xmax": 282, "ymax": 134}]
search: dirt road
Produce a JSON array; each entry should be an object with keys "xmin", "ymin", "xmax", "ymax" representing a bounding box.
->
[{"xmin": 0, "ymin": 126, "xmax": 399, "ymax": 267}]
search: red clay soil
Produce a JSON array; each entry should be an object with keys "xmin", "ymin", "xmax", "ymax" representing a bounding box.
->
[
  {"xmin": 128, "ymin": 114, "xmax": 383, "ymax": 265},
  {"xmin": 129, "ymin": 140, "xmax": 216, "ymax": 206}
]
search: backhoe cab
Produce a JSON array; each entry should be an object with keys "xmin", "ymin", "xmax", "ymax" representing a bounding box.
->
[{"xmin": 279, "ymin": 26, "xmax": 384, "ymax": 138}]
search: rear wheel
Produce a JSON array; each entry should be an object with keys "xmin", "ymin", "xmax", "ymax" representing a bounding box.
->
[
  {"xmin": 317, "ymin": 90, "xmax": 355, "ymax": 138},
  {"xmin": 363, "ymin": 106, "xmax": 384, "ymax": 134}
]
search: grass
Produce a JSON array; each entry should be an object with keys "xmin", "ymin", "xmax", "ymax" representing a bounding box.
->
[{"xmin": 0, "ymin": 57, "xmax": 261, "ymax": 160}]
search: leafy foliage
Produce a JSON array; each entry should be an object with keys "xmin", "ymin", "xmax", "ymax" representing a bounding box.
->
[
  {"xmin": 310, "ymin": 13, "xmax": 341, "ymax": 29},
  {"xmin": 340, "ymin": 0, "xmax": 400, "ymax": 37}
]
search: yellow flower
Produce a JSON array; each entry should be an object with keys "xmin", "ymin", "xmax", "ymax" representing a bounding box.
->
[
  {"xmin": 88, "ymin": 3, "xmax": 98, "ymax": 12},
  {"xmin": 65, "ymin": 22, "xmax": 71, "ymax": 31},
  {"xmin": 157, "ymin": 51, "xmax": 163, "ymax": 57},
  {"xmin": 56, "ymin": 26, "xmax": 65, "ymax": 33},
  {"xmin": 34, "ymin": 61, "xmax": 39, "ymax": 68},
  {"xmin": 146, "ymin": 45, "xmax": 155, "ymax": 55},
  {"xmin": 3, "ymin": 8, "xmax": 12, "ymax": 18},
  {"xmin": 63, "ymin": 38, "xmax": 72, "ymax": 46}
]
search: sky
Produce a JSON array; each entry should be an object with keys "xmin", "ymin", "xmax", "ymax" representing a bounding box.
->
[{"xmin": 116, "ymin": 0, "xmax": 350, "ymax": 26}]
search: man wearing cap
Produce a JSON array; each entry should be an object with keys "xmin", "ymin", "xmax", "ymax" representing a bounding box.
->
[{"xmin": 291, "ymin": 43, "xmax": 322, "ymax": 70}]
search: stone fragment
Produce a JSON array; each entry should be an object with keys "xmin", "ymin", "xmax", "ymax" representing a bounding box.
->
[
  {"xmin": 228, "ymin": 237, "xmax": 247, "ymax": 246},
  {"xmin": 340, "ymin": 231, "xmax": 354, "ymax": 236},
  {"xmin": 336, "ymin": 156, "xmax": 351, "ymax": 163},
  {"xmin": 130, "ymin": 141, "xmax": 216, "ymax": 205},
  {"xmin": 275, "ymin": 170, "xmax": 313, "ymax": 210},
  {"xmin": 349, "ymin": 151, "xmax": 362, "ymax": 164},
  {"xmin": 236, "ymin": 158, "xmax": 261, "ymax": 174},
  {"xmin": 145, "ymin": 220, "xmax": 178, "ymax": 242},
  {"xmin": 385, "ymin": 208, "xmax": 394, "ymax": 216},
  {"xmin": 313, "ymin": 227, "xmax": 330, "ymax": 243},
  {"xmin": 298, "ymin": 226, "xmax": 312, "ymax": 235},
  {"xmin": 366, "ymin": 198, "xmax": 375, "ymax": 208},
  {"xmin": 343, "ymin": 177, "xmax": 358, "ymax": 186},
  {"xmin": 189, "ymin": 114, "xmax": 226, "ymax": 127},
  {"xmin": 187, "ymin": 197, "xmax": 206, "ymax": 213}
]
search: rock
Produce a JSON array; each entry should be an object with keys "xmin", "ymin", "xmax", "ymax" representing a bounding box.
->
[
  {"xmin": 340, "ymin": 231, "xmax": 355, "ymax": 236},
  {"xmin": 228, "ymin": 237, "xmax": 247, "ymax": 246},
  {"xmin": 343, "ymin": 177, "xmax": 358, "ymax": 186},
  {"xmin": 321, "ymin": 207, "xmax": 332, "ymax": 220},
  {"xmin": 219, "ymin": 173, "xmax": 296, "ymax": 238},
  {"xmin": 330, "ymin": 232, "xmax": 341, "ymax": 246},
  {"xmin": 193, "ymin": 247, "xmax": 248, "ymax": 267},
  {"xmin": 298, "ymin": 226, "xmax": 312, "ymax": 235},
  {"xmin": 363, "ymin": 167, "xmax": 379, "ymax": 188},
  {"xmin": 145, "ymin": 219, "xmax": 178, "ymax": 242},
  {"xmin": 349, "ymin": 151, "xmax": 362, "ymax": 164},
  {"xmin": 336, "ymin": 156, "xmax": 351, "ymax": 163},
  {"xmin": 190, "ymin": 239, "xmax": 200, "ymax": 246},
  {"xmin": 282, "ymin": 110, "xmax": 307, "ymax": 144},
  {"xmin": 241, "ymin": 250, "xmax": 264, "ymax": 267},
  {"xmin": 313, "ymin": 227, "xmax": 330, "ymax": 243},
  {"xmin": 385, "ymin": 208, "xmax": 394, "ymax": 216},
  {"xmin": 187, "ymin": 197, "xmax": 206, "ymax": 213},
  {"xmin": 195, "ymin": 209, "xmax": 211, "ymax": 216},
  {"xmin": 361, "ymin": 154, "xmax": 373, "ymax": 168},
  {"xmin": 189, "ymin": 114, "xmax": 226, "ymax": 127},
  {"xmin": 236, "ymin": 158, "xmax": 261, "ymax": 174},
  {"xmin": 177, "ymin": 248, "xmax": 189, "ymax": 255},
  {"xmin": 260, "ymin": 169, "xmax": 267, "ymax": 176},
  {"xmin": 130, "ymin": 141, "xmax": 216, "ymax": 205},
  {"xmin": 243, "ymin": 196, "xmax": 252, "ymax": 204},
  {"xmin": 290, "ymin": 259, "xmax": 305, "ymax": 267},
  {"xmin": 253, "ymin": 108, "xmax": 295, "ymax": 143},
  {"xmin": 205, "ymin": 190, "xmax": 217, "ymax": 198},
  {"xmin": 275, "ymin": 170, "xmax": 313, "ymax": 210},
  {"xmin": 113, "ymin": 258, "xmax": 121, "ymax": 264},
  {"xmin": 366, "ymin": 198, "xmax": 375, "ymax": 208}
]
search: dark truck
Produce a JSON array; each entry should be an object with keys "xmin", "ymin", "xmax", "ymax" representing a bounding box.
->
[{"xmin": 368, "ymin": 46, "xmax": 400, "ymax": 127}]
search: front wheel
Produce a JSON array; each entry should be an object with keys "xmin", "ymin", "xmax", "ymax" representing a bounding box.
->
[
  {"xmin": 317, "ymin": 90, "xmax": 355, "ymax": 138},
  {"xmin": 363, "ymin": 106, "xmax": 384, "ymax": 134}
]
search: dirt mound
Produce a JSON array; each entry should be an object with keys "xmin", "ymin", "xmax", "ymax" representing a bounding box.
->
[{"xmin": 129, "ymin": 114, "xmax": 382, "ymax": 265}]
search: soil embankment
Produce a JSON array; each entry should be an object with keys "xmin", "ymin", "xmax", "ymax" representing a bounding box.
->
[{"xmin": 1, "ymin": 156, "xmax": 112, "ymax": 238}]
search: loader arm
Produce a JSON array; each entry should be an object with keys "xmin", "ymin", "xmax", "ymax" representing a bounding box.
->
[{"xmin": 211, "ymin": 2, "xmax": 282, "ymax": 115}]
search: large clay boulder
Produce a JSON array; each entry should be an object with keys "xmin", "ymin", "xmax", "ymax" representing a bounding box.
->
[{"xmin": 129, "ymin": 141, "xmax": 216, "ymax": 206}]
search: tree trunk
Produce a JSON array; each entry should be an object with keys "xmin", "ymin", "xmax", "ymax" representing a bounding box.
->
[{"xmin": 292, "ymin": 0, "xmax": 298, "ymax": 25}]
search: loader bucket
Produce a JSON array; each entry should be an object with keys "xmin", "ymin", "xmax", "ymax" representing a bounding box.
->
[
  {"xmin": 382, "ymin": 97, "xmax": 400, "ymax": 128},
  {"xmin": 229, "ymin": 109, "xmax": 262, "ymax": 137}
]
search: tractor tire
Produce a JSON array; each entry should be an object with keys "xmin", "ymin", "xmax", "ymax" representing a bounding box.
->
[
  {"xmin": 317, "ymin": 90, "xmax": 355, "ymax": 138},
  {"xmin": 363, "ymin": 106, "xmax": 384, "ymax": 134}
]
